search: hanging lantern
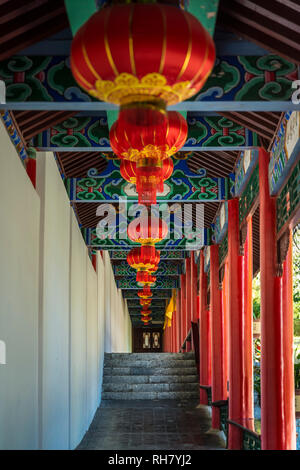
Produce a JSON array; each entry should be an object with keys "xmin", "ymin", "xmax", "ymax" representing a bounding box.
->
[
  {"xmin": 110, "ymin": 110, "xmax": 187, "ymax": 163},
  {"xmin": 128, "ymin": 215, "xmax": 168, "ymax": 246},
  {"xmin": 141, "ymin": 309, "xmax": 151, "ymax": 317},
  {"xmin": 136, "ymin": 271, "xmax": 156, "ymax": 287},
  {"xmin": 127, "ymin": 246, "xmax": 160, "ymax": 273},
  {"xmin": 140, "ymin": 298, "xmax": 152, "ymax": 307},
  {"xmin": 135, "ymin": 157, "xmax": 174, "ymax": 204},
  {"xmin": 120, "ymin": 158, "xmax": 173, "ymax": 205},
  {"xmin": 120, "ymin": 160, "xmax": 137, "ymax": 184},
  {"xmin": 141, "ymin": 316, "xmax": 152, "ymax": 324},
  {"xmin": 71, "ymin": 3, "xmax": 216, "ymax": 107},
  {"xmin": 138, "ymin": 286, "xmax": 153, "ymax": 299}
]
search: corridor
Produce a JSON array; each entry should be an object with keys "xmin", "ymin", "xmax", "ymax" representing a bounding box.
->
[{"xmin": 77, "ymin": 400, "xmax": 225, "ymax": 450}]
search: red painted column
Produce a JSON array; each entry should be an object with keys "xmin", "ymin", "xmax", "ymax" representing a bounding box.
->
[
  {"xmin": 227, "ymin": 198, "xmax": 243, "ymax": 449},
  {"xmin": 210, "ymin": 245, "xmax": 227, "ymax": 428},
  {"xmin": 176, "ymin": 289, "xmax": 181, "ymax": 353},
  {"xmin": 242, "ymin": 216, "xmax": 254, "ymax": 426},
  {"xmin": 259, "ymin": 148, "xmax": 296, "ymax": 449},
  {"xmin": 185, "ymin": 258, "xmax": 192, "ymax": 351},
  {"xmin": 199, "ymin": 250, "xmax": 211, "ymax": 405},
  {"xmin": 180, "ymin": 274, "xmax": 186, "ymax": 350},
  {"xmin": 191, "ymin": 252, "xmax": 198, "ymax": 323},
  {"xmin": 221, "ymin": 260, "xmax": 229, "ymax": 398},
  {"xmin": 282, "ymin": 229, "xmax": 296, "ymax": 449}
]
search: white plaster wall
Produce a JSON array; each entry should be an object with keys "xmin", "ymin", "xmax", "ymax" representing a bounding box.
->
[
  {"xmin": 86, "ymin": 259, "xmax": 99, "ymax": 426},
  {"xmin": 69, "ymin": 211, "xmax": 87, "ymax": 449},
  {"xmin": 36, "ymin": 152, "xmax": 71, "ymax": 450},
  {"xmin": 0, "ymin": 120, "xmax": 40, "ymax": 450},
  {"xmin": 104, "ymin": 251, "xmax": 112, "ymax": 352},
  {"xmin": 0, "ymin": 130, "xmax": 132, "ymax": 449},
  {"xmin": 97, "ymin": 252, "xmax": 105, "ymax": 401}
]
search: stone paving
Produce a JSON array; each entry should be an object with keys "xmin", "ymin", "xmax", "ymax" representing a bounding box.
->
[{"xmin": 77, "ymin": 400, "xmax": 226, "ymax": 450}]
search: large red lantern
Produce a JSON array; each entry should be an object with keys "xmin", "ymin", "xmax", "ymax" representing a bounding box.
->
[
  {"xmin": 110, "ymin": 110, "xmax": 187, "ymax": 162},
  {"xmin": 136, "ymin": 271, "xmax": 156, "ymax": 287},
  {"xmin": 120, "ymin": 160, "xmax": 136, "ymax": 184},
  {"xmin": 127, "ymin": 246, "xmax": 160, "ymax": 272},
  {"xmin": 71, "ymin": 4, "xmax": 215, "ymax": 106},
  {"xmin": 141, "ymin": 317, "xmax": 151, "ymax": 324},
  {"xmin": 128, "ymin": 215, "xmax": 168, "ymax": 245}
]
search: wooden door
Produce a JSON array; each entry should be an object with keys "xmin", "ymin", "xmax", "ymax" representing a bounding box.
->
[{"xmin": 133, "ymin": 327, "xmax": 162, "ymax": 352}]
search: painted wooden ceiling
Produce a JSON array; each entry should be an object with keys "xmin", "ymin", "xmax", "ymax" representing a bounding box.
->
[{"xmin": 0, "ymin": 0, "xmax": 297, "ymax": 326}]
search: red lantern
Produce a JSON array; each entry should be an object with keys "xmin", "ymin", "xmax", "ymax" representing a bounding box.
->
[
  {"xmin": 71, "ymin": 4, "xmax": 215, "ymax": 106},
  {"xmin": 136, "ymin": 271, "xmax": 156, "ymax": 287},
  {"xmin": 110, "ymin": 110, "xmax": 187, "ymax": 162},
  {"xmin": 138, "ymin": 286, "xmax": 153, "ymax": 299},
  {"xmin": 141, "ymin": 309, "xmax": 151, "ymax": 317},
  {"xmin": 120, "ymin": 158, "xmax": 174, "ymax": 205},
  {"xmin": 120, "ymin": 160, "xmax": 136, "ymax": 184},
  {"xmin": 141, "ymin": 317, "xmax": 152, "ymax": 324},
  {"xmin": 140, "ymin": 298, "xmax": 152, "ymax": 307},
  {"xmin": 127, "ymin": 246, "xmax": 160, "ymax": 273},
  {"xmin": 128, "ymin": 215, "xmax": 168, "ymax": 245},
  {"xmin": 135, "ymin": 157, "xmax": 174, "ymax": 204}
]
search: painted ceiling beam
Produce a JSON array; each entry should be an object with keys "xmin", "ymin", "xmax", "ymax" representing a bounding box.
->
[
  {"xmin": 2, "ymin": 101, "xmax": 297, "ymax": 113},
  {"xmin": 1, "ymin": 54, "xmax": 296, "ymax": 113},
  {"xmin": 109, "ymin": 250, "xmax": 186, "ymax": 260}
]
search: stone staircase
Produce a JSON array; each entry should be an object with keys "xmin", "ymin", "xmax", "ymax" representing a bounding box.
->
[{"xmin": 102, "ymin": 352, "xmax": 199, "ymax": 400}]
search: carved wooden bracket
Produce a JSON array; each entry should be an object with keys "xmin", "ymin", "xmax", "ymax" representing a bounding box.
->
[
  {"xmin": 239, "ymin": 223, "xmax": 248, "ymax": 255},
  {"xmin": 276, "ymin": 230, "xmax": 290, "ymax": 277}
]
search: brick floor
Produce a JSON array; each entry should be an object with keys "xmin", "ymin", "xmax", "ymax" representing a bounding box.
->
[{"xmin": 77, "ymin": 400, "xmax": 226, "ymax": 450}]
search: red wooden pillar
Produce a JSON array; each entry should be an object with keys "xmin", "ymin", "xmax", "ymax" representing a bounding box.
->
[
  {"xmin": 282, "ymin": 229, "xmax": 296, "ymax": 449},
  {"xmin": 221, "ymin": 260, "xmax": 229, "ymax": 398},
  {"xmin": 199, "ymin": 250, "xmax": 211, "ymax": 405},
  {"xmin": 191, "ymin": 252, "xmax": 198, "ymax": 323},
  {"xmin": 259, "ymin": 148, "xmax": 296, "ymax": 450},
  {"xmin": 242, "ymin": 216, "xmax": 254, "ymax": 426},
  {"xmin": 185, "ymin": 257, "xmax": 191, "ymax": 351},
  {"xmin": 210, "ymin": 244, "xmax": 227, "ymax": 428},
  {"xmin": 176, "ymin": 289, "xmax": 181, "ymax": 353},
  {"xmin": 227, "ymin": 198, "xmax": 243, "ymax": 448},
  {"xmin": 180, "ymin": 274, "xmax": 186, "ymax": 350}
]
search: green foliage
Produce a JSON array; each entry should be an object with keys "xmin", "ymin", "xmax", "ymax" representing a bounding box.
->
[
  {"xmin": 295, "ymin": 354, "xmax": 300, "ymax": 389},
  {"xmin": 293, "ymin": 228, "xmax": 300, "ymax": 321},
  {"xmin": 252, "ymin": 273, "xmax": 260, "ymax": 320}
]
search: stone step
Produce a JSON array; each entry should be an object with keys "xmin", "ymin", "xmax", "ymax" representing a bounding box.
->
[
  {"xmin": 103, "ymin": 366, "xmax": 197, "ymax": 376},
  {"xmin": 102, "ymin": 382, "xmax": 199, "ymax": 393},
  {"xmin": 104, "ymin": 352, "xmax": 195, "ymax": 360},
  {"xmin": 104, "ymin": 359, "xmax": 196, "ymax": 368},
  {"xmin": 101, "ymin": 391, "xmax": 199, "ymax": 400},
  {"xmin": 102, "ymin": 374, "xmax": 198, "ymax": 384}
]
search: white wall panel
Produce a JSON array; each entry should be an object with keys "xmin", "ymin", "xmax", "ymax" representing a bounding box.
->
[
  {"xmin": 69, "ymin": 211, "xmax": 87, "ymax": 449},
  {"xmin": 0, "ymin": 121, "xmax": 40, "ymax": 450},
  {"xmin": 36, "ymin": 152, "xmax": 70, "ymax": 450}
]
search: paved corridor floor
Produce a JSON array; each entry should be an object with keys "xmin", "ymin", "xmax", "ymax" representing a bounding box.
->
[{"xmin": 77, "ymin": 400, "xmax": 226, "ymax": 450}]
